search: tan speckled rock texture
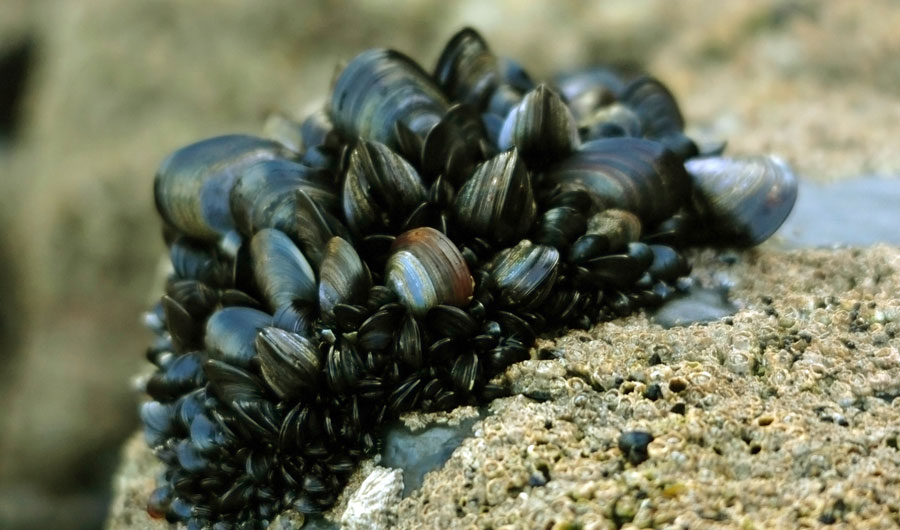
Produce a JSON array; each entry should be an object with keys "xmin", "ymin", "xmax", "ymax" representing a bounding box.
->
[{"xmin": 106, "ymin": 246, "xmax": 900, "ymax": 529}]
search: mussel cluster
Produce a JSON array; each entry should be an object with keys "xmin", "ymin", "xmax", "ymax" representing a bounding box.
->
[{"xmin": 140, "ymin": 28, "xmax": 796, "ymax": 529}]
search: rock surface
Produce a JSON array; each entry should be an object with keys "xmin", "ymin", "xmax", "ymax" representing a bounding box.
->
[
  {"xmin": 0, "ymin": 1, "xmax": 898, "ymax": 530},
  {"xmin": 106, "ymin": 246, "xmax": 900, "ymax": 529}
]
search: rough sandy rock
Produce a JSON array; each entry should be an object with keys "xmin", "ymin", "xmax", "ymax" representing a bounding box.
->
[
  {"xmin": 106, "ymin": 246, "xmax": 900, "ymax": 529},
  {"xmin": 340, "ymin": 467, "xmax": 403, "ymax": 530}
]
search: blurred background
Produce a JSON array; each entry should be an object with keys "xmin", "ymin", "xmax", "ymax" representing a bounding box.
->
[{"xmin": 0, "ymin": 1, "xmax": 898, "ymax": 529}]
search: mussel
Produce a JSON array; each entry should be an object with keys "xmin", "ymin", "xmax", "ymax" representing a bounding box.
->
[
  {"xmin": 434, "ymin": 27, "xmax": 500, "ymax": 108},
  {"xmin": 498, "ymin": 84, "xmax": 580, "ymax": 166},
  {"xmin": 204, "ymin": 307, "xmax": 272, "ymax": 368},
  {"xmin": 330, "ymin": 48, "xmax": 449, "ymax": 154},
  {"xmin": 547, "ymin": 137, "xmax": 690, "ymax": 225},
  {"xmin": 342, "ymin": 139, "xmax": 428, "ymax": 235},
  {"xmin": 686, "ymin": 155, "xmax": 798, "ymax": 246},
  {"xmin": 385, "ymin": 227, "xmax": 474, "ymax": 316},
  {"xmin": 230, "ymin": 158, "xmax": 338, "ymax": 239},
  {"xmin": 256, "ymin": 327, "xmax": 321, "ymax": 400},
  {"xmin": 490, "ymin": 240, "xmax": 560, "ymax": 309},
  {"xmin": 250, "ymin": 228, "xmax": 317, "ymax": 311},
  {"xmin": 154, "ymin": 135, "xmax": 292, "ymax": 241},
  {"xmin": 452, "ymin": 149, "xmax": 537, "ymax": 244},
  {"xmin": 318, "ymin": 237, "xmax": 371, "ymax": 324}
]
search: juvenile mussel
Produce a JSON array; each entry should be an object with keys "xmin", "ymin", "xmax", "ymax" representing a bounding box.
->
[{"xmin": 141, "ymin": 27, "xmax": 797, "ymax": 529}]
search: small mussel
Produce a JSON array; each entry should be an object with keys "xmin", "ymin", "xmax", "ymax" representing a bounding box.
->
[
  {"xmin": 318, "ymin": 237, "xmax": 371, "ymax": 324},
  {"xmin": 498, "ymin": 84, "xmax": 580, "ymax": 166},
  {"xmin": 452, "ymin": 149, "xmax": 537, "ymax": 244},
  {"xmin": 342, "ymin": 139, "xmax": 428, "ymax": 235},
  {"xmin": 256, "ymin": 327, "xmax": 321, "ymax": 400},
  {"xmin": 490, "ymin": 240, "xmax": 560, "ymax": 309},
  {"xmin": 386, "ymin": 227, "xmax": 474, "ymax": 316},
  {"xmin": 141, "ymin": 26, "xmax": 799, "ymax": 530}
]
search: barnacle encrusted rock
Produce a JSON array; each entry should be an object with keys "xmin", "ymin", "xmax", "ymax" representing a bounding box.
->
[{"xmin": 109, "ymin": 246, "xmax": 900, "ymax": 529}]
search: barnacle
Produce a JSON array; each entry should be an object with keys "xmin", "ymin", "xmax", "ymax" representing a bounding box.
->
[{"xmin": 140, "ymin": 27, "xmax": 796, "ymax": 528}]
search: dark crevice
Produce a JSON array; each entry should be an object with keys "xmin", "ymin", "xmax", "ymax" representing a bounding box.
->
[{"xmin": 0, "ymin": 35, "xmax": 36, "ymax": 141}]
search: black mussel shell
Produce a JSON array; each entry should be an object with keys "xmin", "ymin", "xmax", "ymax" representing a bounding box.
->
[
  {"xmin": 386, "ymin": 227, "xmax": 474, "ymax": 316},
  {"xmin": 330, "ymin": 48, "xmax": 449, "ymax": 154},
  {"xmin": 434, "ymin": 27, "xmax": 500, "ymax": 108},
  {"xmin": 318, "ymin": 237, "xmax": 371, "ymax": 324},
  {"xmin": 498, "ymin": 84, "xmax": 580, "ymax": 167},
  {"xmin": 342, "ymin": 139, "xmax": 428, "ymax": 235},
  {"xmin": 452, "ymin": 149, "xmax": 537, "ymax": 244},
  {"xmin": 548, "ymin": 137, "xmax": 690, "ymax": 225},
  {"xmin": 154, "ymin": 135, "xmax": 292, "ymax": 241},
  {"xmin": 256, "ymin": 327, "xmax": 321, "ymax": 399},
  {"xmin": 686, "ymin": 155, "xmax": 798, "ymax": 246}
]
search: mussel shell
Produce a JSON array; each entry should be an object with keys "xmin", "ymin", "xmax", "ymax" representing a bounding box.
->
[
  {"xmin": 498, "ymin": 84, "xmax": 580, "ymax": 165},
  {"xmin": 140, "ymin": 400, "xmax": 174, "ymax": 448},
  {"xmin": 491, "ymin": 240, "xmax": 560, "ymax": 309},
  {"xmin": 548, "ymin": 137, "xmax": 690, "ymax": 225},
  {"xmin": 205, "ymin": 307, "xmax": 272, "ymax": 368},
  {"xmin": 330, "ymin": 49, "xmax": 450, "ymax": 152},
  {"xmin": 394, "ymin": 315, "xmax": 423, "ymax": 368},
  {"xmin": 342, "ymin": 140, "xmax": 427, "ymax": 235},
  {"xmin": 619, "ymin": 75, "xmax": 684, "ymax": 138},
  {"xmin": 685, "ymin": 155, "xmax": 798, "ymax": 246},
  {"xmin": 534, "ymin": 206, "xmax": 587, "ymax": 248},
  {"xmin": 256, "ymin": 327, "xmax": 321, "ymax": 399},
  {"xmin": 145, "ymin": 352, "xmax": 206, "ymax": 401},
  {"xmin": 250, "ymin": 228, "xmax": 317, "ymax": 311},
  {"xmin": 585, "ymin": 208, "xmax": 642, "ymax": 252},
  {"xmin": 647, "ymin": 244, "xmax": 689, "ymax": 282},
  {"xmin": 293, "ymin": 189, "xmax": 352, "ymax": 271},
  {"xmin": 230, "ymin": 158, "xmax": 338, "ymax": 238},
  {"xmin": 553, "ymin": 67, "xmax": 626, "ymax": 122},
  {"xmin": 318, "ymin": 237, "xmax": 371, "ymax": 324},
  {"xmin": 386, "ymin": 227, "xmax": 474, "ymax": 316},
  {"xmin": 434, "ymin": 27, "xmax": 500, "ymax": 108},
  {"xmin": 452, "ymin": 149, "xmax": 537, "ymax": 244},
  {"xmin": 421, "ymin": 104, "xmax": 490, "ymax": 186},
  {"xmin": 154, "ymin": 135, "xmax": 291, "ymax": 240},
  {"xmin": 580, "ymin": 102, "xmax": 643, "ymax": 141},
  {"xmin": 169, "ymin": 237, "xmax": 230, "ymax": 285},
  {"xmin": 203, "ymin": 359, "xmax": 267, "ymax": 405},
  {"xmin": 272, "ymin": 303, "xmax": 313, "ymax": 336}
]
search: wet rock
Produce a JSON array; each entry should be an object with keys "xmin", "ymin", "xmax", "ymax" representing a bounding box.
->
[
  {"xmin": 777, "ymin": 177, "xmax": 900, "ymax": 248},
  {"xmin": 380, "ymin": 413, "xmax": 484, "ymax": 497},
  {"xmin": 651, "ymin": 286, "xmax": 738, "ymax": 328}
]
